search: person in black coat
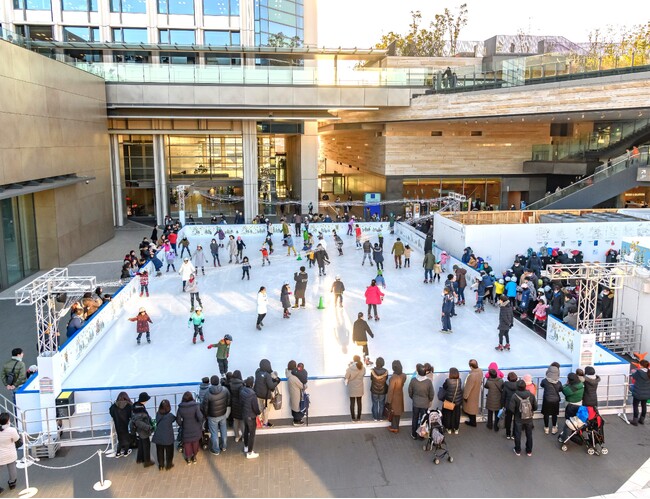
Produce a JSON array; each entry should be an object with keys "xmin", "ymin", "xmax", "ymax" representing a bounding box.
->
[
  {"xmin": 293, "ymin": 266, "xmax": 308, "ymax": 308},
  {"xmin": 440, "ymin": 367, "xmax": 463, "ymax": 433},
  {"xmin": 582, "ymin": 366, "xmax": 601, "ymax": 407},
  {"xmin": 254, "ymin": 359, "xmax": 280, "ymax": 426},
  {"xmin": 597, "ymin": 287, "xmax": 614, "ymax": 319},
  {"xmin": 151, "ymin": 399, "xmax": 176, "ymax": 470},
  {"xmin": 176, "ymin": 391, "xmax": 204, "ymax": 464},
  {"xmin": 240, "ymin": 376, "xmax": 261, "ymax": 459},
  {"xmin": 540, "ymin": 364, "xmax": 563, "ymax": 435},
  {"xmin": 131, "ymin": 392, "xmax": 154, "ymax": 467},
  {"xmin": 352, "ymin": 312, "xmax": 374, "ymax": 364},
  {"xmin": 229, "ymin": 371, "xmax": 245, "ymax": 442},
  {"xmin": 109, "ymin": 392, "xmax": 133, "ymax": 457},
  {"xmin": 201, "ymin": 375, "xmax": 231, "ymax": 455},
  {"xmin": 508, "ymin": 379, "xmax": 538, "ymax": 456},
  {"xmin": 501, "ymin": 372, "xmax": 518, "ymax": 439},
  {"xmin": 496, "ymin": 295, "xmax": 514, "ymax": 351}
]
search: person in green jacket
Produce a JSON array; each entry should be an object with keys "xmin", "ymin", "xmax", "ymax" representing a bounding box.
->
[
  {"xmin": 188, "ymin": 308, "xmax": 205, "ymax": 344},
  {"xmin": 207, "ymin": 334, "xmax": 233, "ymax": 377},
  {"xmin": 562, "ymin": 372, "xmax": 584, "ymax": 418},
  {"xmin": 2, "ymin": 348, "xmax": 27, "ymax": 394},
  {"xmin": 423, "ymin": 251, "xmax": 435, "ymax": 283}
]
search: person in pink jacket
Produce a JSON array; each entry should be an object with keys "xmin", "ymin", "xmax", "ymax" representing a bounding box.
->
[{"xmin": 364, "ymin": 279, "xmax": 385, "ymax": 321}]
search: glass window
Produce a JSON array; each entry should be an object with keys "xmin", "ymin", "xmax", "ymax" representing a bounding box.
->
[
  {"xmin": 110, "ymin": 0, "xmax": 146, "ymax": 12},
  {"xmin": 159, "ymin": 29, "xmax": 195, "ymax": 45},
  {"xmin": 63, "ymin": 26, "xmax": 99, "ymax": 42},
  {"xmin": 205, "ymin": 53, "xmax": 241, "ymax": 65},
  {"xmin": 112, "ymin": 27, "xmax": 148, "ymax": 43},
  {"xmin": 113, "ymin": 51, "xmax": 150, "ymax": 63},
  {"xmin": 166, "ymin": 135, "xmax": 243, "ymax": 179},
  {"xmin": 0, "ymin": 195, "xmax": 39, "ymax": 290},
  {"xmin": 62, "ymin": 0, "xmax": 97, "ymax": 11},
  {"xmin": 120, "ymin": 135, "xmax": 155, "ymax": 183},
  {"xmin": 204, "ymin": 30, "xmax": 231, "ymax": 46},
  {"xmin": 17, "ymin": 25, "xmax": 54, "ymax": 41},
  {"xmin": 13, "ymin": 0, "xmax": 51, "ymax": 9},
  {"xmin": 64, "ymin": 49, "xmax": 102, "ymax": 62},
  {"xmin": 230, "ymin": 0, "xmax": 238, "ymax": 15},
  {"xmin": 203, "ymin": 0, "xmax": 228, "ymax": 16},
  {"xmin": 158, "ymin": 0, "xmax": 193, "ymax": 14},
  {"xmin": 231, "ymin": 31, "xmax": 240, "ymax": 45},
  {"xmin": 159, "ymin": 52, "xmax": 197, "ymax": 64}
]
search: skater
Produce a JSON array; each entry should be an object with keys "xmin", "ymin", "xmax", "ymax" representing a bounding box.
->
[
  {"xmin": 294, "ymin": 214, "xmax": 302, "ymax": 237},
  {"xmin": 404, "ymin": 245, "xmax": 412, "ymax": 267},
  {"xmin": 361, "ymin": 239, "xmax": 373, "ymax": 266},
  {"xmin": 352, "ymin": 312, "xmax": 375, "ymax": 366},
  {"xmin": 495, "ymin": 295, "xmax": 514, "ymax": 351},
  {"xmin": 364, "ymin": 279, "xmax": 385, "ymax": 321},
  {"xmin": 355, "ymin": 224, "xmax": 362, "ymax": 248},
  {"xmin": 314, "ymin": 243, "xmax": 330, "ymax": 276},
  {"xmin": 236, "ymin": 236, "xmax": 246, "ymax": 262},
  {"xmin": 242, "ymin": 256, "xmax": 251, "ymax": 280},
  {"xmin": 374, "ymin": 269, "xmax": 386, "ymax": 289},
  {"xmin": 280, "ymin": 283, "xmax": 292, "ymax": 318},
  {"xmin": 484, "ymin": 368, "xmax": 504, "ymax": 431},
  {"xmin": 423, "ymin": 251, "xmax": 435, "ymax": 283},
  {"xmin": 260, "ymin": 246, "xmax": 271, "ymax": 266},
  {"xmin": 391, "ymin": 238, "xmax": 405, "ymax": 268},
  {"xmin": 453, "ymin": 265, "xmax": 468, "ymax": 306},
  {"xmin": 207, "ymin": 334, "xmax": 233, "ymax": 376},
  {"xmin": 330, "ymin": 275, "xmax": 345, "ymax": 307},
  {"xmin": 137, "ymin": 269, "xmax": 149, "ymax": 297},
  {"xmin": 186, "ymin": 274, "xmax": 203, "ymax": 311},
  {"xmin": 256, "ymin": 287, "xmax": 267, "ymax": 330},
  {"xmin": 285, "ymin": 235, "xmax": 297, "ymax": 256},
  {"xmin": 532, "ymin": 297, "xmax": 548, "ymax": 327},
  {"xmin": 210, "ymin": 238, "xmax": 221, "ymax": 267},
  {"xmin": 129, "ymin": 307, "xmax": 152, "ymax": 345},
  {"xmin": 372, "ymin": 243, "xmax": 384, "ymax": 270},
  {"xmin": 388, "ymin": 213, "xmax": 396, "ymax": 235},
  {"xmin": 333, "ymin": 230, "xmax": 344, "ymax": 256},
  {"xmin": 193, "ymin": 245, "xmax": 208, "ymax": 276},
  {"xmin": 188, "ymin": 307, "xmax": 205, "ymax": 344},
  {"xmin": 179, "ymin": 257, "xmax": 195, "ymax": 292},
  {"xmin": 345, "ymin": 356, "xmax": 366, "ymax": 421},
  {"xmin": 165, "ymin": 248, "xmax": 176, "ymax": 273},
  {"xmin": 293, "ymin": 266, "xmax": 308, "ymax": 308},
  {"xmin": 168, "ymin": 231, "xmax": 178, "ymax": 254},
  {"xmin": 378, "ymin": 231, "xmax": 384, "ymax": 249},
  {"xmin": 347, "ymin": 217, "xmax": 355, "ymax": 236},
  {"xmin": 179, "ymin": 236, "xmax": 191, "ymax": 258},
  {"xmin": 441, "ymin": 288, "xmax": 454, "ymax": 334},
  {"xmin": 227, "ymin": 235, "xmax": 237, "ymax": 264},
  {"xmin": 509, "ymin": 379, "xmax": 537, "ymax": 457}
]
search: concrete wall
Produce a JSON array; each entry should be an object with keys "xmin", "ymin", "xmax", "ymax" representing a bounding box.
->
[{"xmin": 0, "ymin": 40, "xmax": 114, "ymax": 267}]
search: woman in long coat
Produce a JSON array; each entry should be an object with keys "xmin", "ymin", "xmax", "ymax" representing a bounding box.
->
[
  {"xmin": 176, "ymin": 391, "xmax": 204, "ymax": 464},
  {"xmin": 463, "ymin": 360, "xmax": 483, "ymax": 426},
  {"xmin": 345, "ymin": 355, "xmax": 366, "ymax": 422},
  {"xmin": 386, "ymin": 360, "xmax": 406, "ymax": 433}
]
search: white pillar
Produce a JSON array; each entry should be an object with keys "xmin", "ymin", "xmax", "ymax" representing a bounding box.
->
[
  {"xmin": 300, "ymin": 121, "xmax": 319, "ymax": 214},
  {"xmin": 153, "ymin": 135, "xmax": 166, "ymax": 227},
  {"xmin": 109, "ymin": 135, "xmax": 125, "ymax": 227},
  {"xmin": 242, "ymin": 121, "xmax": 258, "ymax": 223},
  {"xmin": 240, "ymin": 0, "xmax": 255, "ymax": 47}
]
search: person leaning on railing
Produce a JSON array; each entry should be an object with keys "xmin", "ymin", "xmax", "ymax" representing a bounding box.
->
[{"xmin": 0, "ymin": 412, "xmax": 20, "ymax": 492}]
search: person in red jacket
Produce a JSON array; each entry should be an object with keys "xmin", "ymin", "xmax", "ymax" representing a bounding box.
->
[
  {"xmin": 364, "ymin": 279, "xmax": 385, "ymax": 321},
  {"xmin": 168, "ymin": 232, "xmax": 178, "ymax": 253},
  {"xmin": 128, "ymin": 307, "xmax": 153, "ymax": 345}
]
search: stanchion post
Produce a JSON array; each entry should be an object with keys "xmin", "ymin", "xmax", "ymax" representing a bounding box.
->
[
  {"xmin": 19, "ymin": 431, "xmax": 38, "ymax": 497},
  {"xmin": 93, "ymin": 449, "xmax": 112, "ymax": 491}
]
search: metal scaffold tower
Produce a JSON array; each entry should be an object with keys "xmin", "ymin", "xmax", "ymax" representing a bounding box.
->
[
  {"xmin": 14, "ymin": 269, "xmax": 97, "ymax": 354},
  {"xmin": 545, "ymin": 262, "xmax": 642, "ymax": 355}
]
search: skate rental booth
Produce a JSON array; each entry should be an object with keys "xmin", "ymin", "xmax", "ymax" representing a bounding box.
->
[{"xmin": 12, "ymin": 221, "xmax": 630, "ymax": 454}]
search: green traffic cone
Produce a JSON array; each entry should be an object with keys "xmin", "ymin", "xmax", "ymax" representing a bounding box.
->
[
  {"xmin": 317, "ymin": 296, "xmax": 325, "ymax": 310},
  {"xmin": 296, "ymin": 254, "xmax": 302, "ymax": 261}
]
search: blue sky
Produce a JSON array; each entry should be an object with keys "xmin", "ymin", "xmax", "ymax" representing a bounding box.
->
[{"xmin": 317, "ymin": 0, "xmax": 649, "ymax": 48}]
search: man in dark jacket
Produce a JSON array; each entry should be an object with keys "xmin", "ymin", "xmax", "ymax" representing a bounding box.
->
[
  {"xmin": 496, "ymin": 295, "xmax": 514, "ymax": 351},
  {"xmin": 582, "ymin": 366, "xmax": 601, "ymax": 407},
  {"xmin": 352, "ymin": 312, "xmax": 374, "ymax": 365},
  {"xmin": 453, "ymin": 265, "xmax": 467, "ymax": 305},
  {"xmin": 549, "ymin": 287, "xmax": 565, "ymax": 318},
  {"xmin": 240, "ymin": 376, "xmax": 261, "ymax": 459},
  {"xmin": 254, "ymin": 359, "xmax": 281, "ymax": 427},
  {"xmin": 202, "ymin": 375, "xmax": 231, "ymax": 455},
  {"xmin": 597, "ymin": 287, "xmax": 614, "ymax": 319},
  {"xmin": 229, "ymin": 371, "xmax": 245, "ymax": 442},
  {"xmin": 526, "ymin": 252, "xmax": 542, "ymax": 278},
  {"xmin": 293, "ymin": 266, "xmax": 308, "ymax": 308},
  {"xmin": 508, "ymin": 380, "xmax": 538, "ymax": 456},
  {"xmin": 313, "ymin": 244, "xmax": 330, "ymax": 276}
]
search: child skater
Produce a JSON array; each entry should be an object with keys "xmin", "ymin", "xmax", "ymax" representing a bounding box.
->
[
  {"xmin": 188, "ymin": 307, "xmax": 205, "ymax": 344},
  {"xmin": 260, "ymin": 246, "xmax": 271, "ymax": 266},
  {"xmin": 241, "ymin": 256, "xmax": 251, "ymax": 280},
  {"xmin": 129, "ymin": 307, "xmax": 153, "ymax": 345},
  {"xmin": 281, "ymin": 283, "xmax": 292, "ymax": 318},
  {"xmin": 165, "ymin": 249, "xmax": 176, "ymax": 273},
  {"xmin": 374, "ymin": 269, "xmax": 387, "ymax": 289},
  {"xmin": 404, "ymin": 245, "xmax": 412, "ymax": 268},
  {"xmin": 137, "ymin": 269, "xmax": 149, "ymax": 297}
]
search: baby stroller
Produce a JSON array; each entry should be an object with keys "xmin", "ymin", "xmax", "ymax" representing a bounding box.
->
[
  {"xmin": 420, "ymin": 409, "xmax": 453, "ymax": 465},
  {"xmin": 559, "ymin": 406, "xmax": 608, "ymax": 456}
]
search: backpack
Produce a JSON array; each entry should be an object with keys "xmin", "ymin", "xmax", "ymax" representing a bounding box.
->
[
  {"xmin": 516, "ymin": 394, "xmax": 533, "ymax": 421},
  {"xmin": 299, "ymin": 389, "xmax": 310, "ymax": 413}
]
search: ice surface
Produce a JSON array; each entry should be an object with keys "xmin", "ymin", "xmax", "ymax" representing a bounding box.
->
[{"xmin": 63, "ymin": 230, "xmax": 570, "ymax": 389}]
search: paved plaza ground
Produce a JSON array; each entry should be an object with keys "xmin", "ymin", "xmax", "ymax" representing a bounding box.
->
[{"xmin": 0, "ymin": 222, "xmax": 648, "ymax": 498}]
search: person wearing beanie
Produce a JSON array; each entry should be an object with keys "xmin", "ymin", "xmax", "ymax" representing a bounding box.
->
[
  {"xmin": 523, "ymin": 374, "xmax": 537, "ymax": 397},
  {"xmin": 131, "ymin": 392, "xmax": 154, "ymax": 467},
  {"xmin": 207, "ymin": 335, "xmax": 233, "ymax": 376},
  {"xmin": 353, "ymin": 312, "xmax": 375, "ymax": 365},
  {"xmin": 440, "ymin": 367, "xmax": 463, "ymax": 434},
  {"xmin": 562, "ymin": 372, "xmax": 584, "ymax": 419},
  {"xmin": 178, "ymin": 257, "xmax": 196, "ymax": 292},
  {"xmin": 501, "ymin": 372, "xmax": 519, "ymax": 440},
  {"xmin": 374, "ymin": 269, "xmax": 386, "ymax": 289},
  {"xmin": 631, "ymin": 359, "xmax": 650, "ymax": 426},
  {"xmin": 198, "ymin": 377, "xmax": 210, "ymax": 404},
  {"xmin": 508, "ymin": 379, "xmax": 537, "ymax": 456},
  {"xmin": 128, "ymin": 308, "xmax": 153, "ymax": 345},
  {"xmin": 370, "ymin": 357, "xmax": 389, "ymax": 421},
  {"xmin": 540, "ymin": 364, "xmax": 563, "ymax": 435},
  {"xmin": 582, "ymin": 366, "xmax": 601, "ymax": 407},
  {"xmin": 484, "ymin": 368, "xmax": 503, "ymax": 431},
  {"xmin": 330, "ymin": 276, "xmax": 345, "ymax": 307}
]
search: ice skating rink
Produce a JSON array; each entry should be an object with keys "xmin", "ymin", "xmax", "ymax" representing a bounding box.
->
[{"xmin": 64, "ymin": 230, "xmax": 570, "ymax": 389}]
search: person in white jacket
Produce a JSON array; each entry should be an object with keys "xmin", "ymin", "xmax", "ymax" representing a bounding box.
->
[
  {"xmin": 179, "ymin": 258, "xmax": 196, "ymax": 292},
  {"xmin": 0, "ymin": 412, "xmax": 20, "ymax": 492},
  {"xmin": 256, "ymin": 287, "xmax": 268, "ymax": 330},
  {"xmin": 192, "ymin": 245, "xmax": 209, "ymax": 276}
]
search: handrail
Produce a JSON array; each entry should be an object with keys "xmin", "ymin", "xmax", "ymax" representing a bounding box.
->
[{"xmin": 527, "ymin": 145, "xmax": 650, "ymax": 210}]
